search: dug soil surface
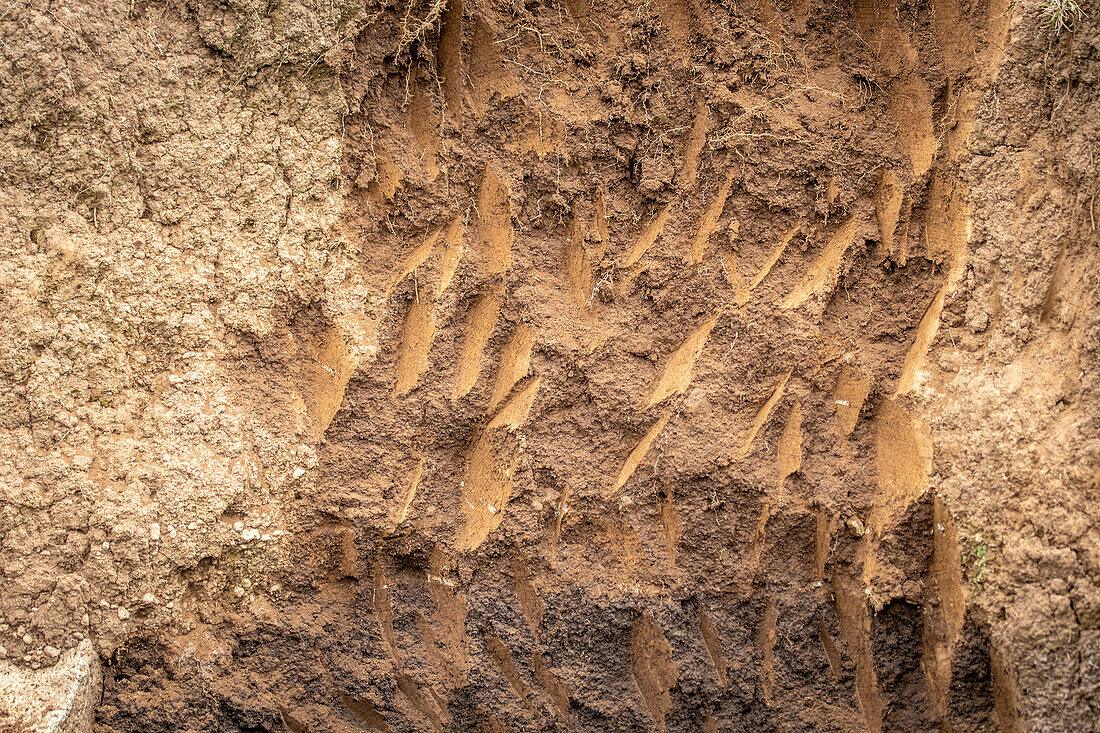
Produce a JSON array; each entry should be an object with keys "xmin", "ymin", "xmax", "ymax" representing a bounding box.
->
[{"xmin": 2, "ymin": 0, "xmax": 1099, "ymax": 730}]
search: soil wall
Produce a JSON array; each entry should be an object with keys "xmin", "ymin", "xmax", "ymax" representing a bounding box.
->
[{"xmin": 1, "ymin": 0, "xmax": 1098, "ymax": 730}]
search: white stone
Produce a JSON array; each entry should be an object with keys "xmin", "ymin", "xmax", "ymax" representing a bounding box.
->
[{"xmin": 0, "ymin": 638, "xmax": 101, "ymax": 733}]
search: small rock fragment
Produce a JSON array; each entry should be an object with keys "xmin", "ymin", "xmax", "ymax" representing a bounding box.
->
[{"xmin": 846, "ymin": 517, "xmax": 866, "ymax": 537}]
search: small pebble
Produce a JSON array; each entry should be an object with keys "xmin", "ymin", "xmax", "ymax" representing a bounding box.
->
[
  {"xmin": 150, "ymin": 523, "xmax": 160, "ymax": 541},
  {"xmin": 44, "ymin": 646, "xmax": 60, "ymax": 657},
  {"xmin": 117, "ymin": 607, "xmax": 129, "ymax": 620},
  {"xmin": 233, "ymin": 587, "xmax": 245, "ymax": 597},
  {"xmin": 22, "ymin": 634, "xmax": 32, "ymax": 645},
  {"xmin": 233, "ymin": 521, "xmax": 244, "ymax": 532},
  {"xmin": 187, "ymin": 522, "xmax": 197, "ymax": 530},
  {"xmin": 292, "ymin": 467, "xmax": 306, "ymax": 479}
]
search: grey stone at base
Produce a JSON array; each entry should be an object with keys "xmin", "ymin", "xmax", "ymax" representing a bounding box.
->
[{"xmin": 0, "ymin": 639, "xmax": 101, "ymax": 733}]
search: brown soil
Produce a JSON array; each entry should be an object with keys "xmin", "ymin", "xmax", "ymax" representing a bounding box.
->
[{"xmin": 2, "ymin": 0, "xmax": 1099, "ymax": 730}]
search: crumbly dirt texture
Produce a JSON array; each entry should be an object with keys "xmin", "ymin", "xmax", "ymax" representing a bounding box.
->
[{"xmin": 1, "ymin": 0, "xmax": 1098, "ymax": 730}]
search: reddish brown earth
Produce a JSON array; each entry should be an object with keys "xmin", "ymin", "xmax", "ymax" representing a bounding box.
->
[{"xmin": 1, "ymin": 0, "xmax": 1099, "ymax": 730}]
